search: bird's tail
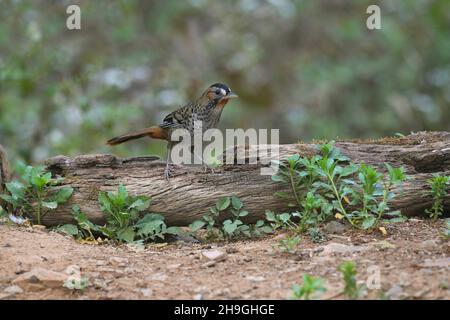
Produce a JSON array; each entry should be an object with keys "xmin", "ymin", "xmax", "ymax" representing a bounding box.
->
[{"xmin": 106, "ymin": 126, "xmax": 166, "ymax": 146}]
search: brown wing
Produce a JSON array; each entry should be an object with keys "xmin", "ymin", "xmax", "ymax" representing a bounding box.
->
[{"xmin": 159, "ymin": 104, "xmax": 192, "ymax": 129}]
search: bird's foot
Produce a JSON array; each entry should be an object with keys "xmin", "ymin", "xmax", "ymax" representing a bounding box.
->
[
  {"xmin": 203, "ymin": 164, "xmax": 219, "ymax": 174},
  {"xmin": 164, "ymin": 164, "xmax": 172, "ymax": 181}
]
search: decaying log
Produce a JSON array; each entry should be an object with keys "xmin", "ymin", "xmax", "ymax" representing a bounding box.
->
[
  {"xmin": 42, "ymin": 131, "xmax": 450, "ymax": 226},
  {"xmin": 0, "ymin": 144, "xmax": 10, "ymax": 196}
]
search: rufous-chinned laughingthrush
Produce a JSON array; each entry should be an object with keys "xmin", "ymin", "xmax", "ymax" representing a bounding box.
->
[{"xmin": 107, "ymin": 83, "xmax": 238, "ymax": 180}]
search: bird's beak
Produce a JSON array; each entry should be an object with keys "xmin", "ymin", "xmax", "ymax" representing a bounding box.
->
[{"xmin": 226, "ymin": 91, "xmax": 239, "ymax": 99}]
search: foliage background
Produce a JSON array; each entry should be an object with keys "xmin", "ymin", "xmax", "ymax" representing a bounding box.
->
[{"xmin": 0, "ymin": 0, "xmax": 449, "ymax": 164}]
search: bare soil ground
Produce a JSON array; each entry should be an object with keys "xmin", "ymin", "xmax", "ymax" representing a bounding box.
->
[{"xmin": 0, "ymin": 219, "xmax": 449, "ymax": 300}]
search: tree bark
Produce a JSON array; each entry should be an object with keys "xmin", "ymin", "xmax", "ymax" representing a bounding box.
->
[
  {"xmin": 0, "ymin": 144, "xmax": 11, "ymax": 196},
  {"xmin": 42, "ymin": 131, "xmax": 450, "ymax": 226}
]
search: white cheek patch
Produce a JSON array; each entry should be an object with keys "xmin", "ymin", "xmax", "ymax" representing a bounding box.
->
[{"xmin": 220, "ymin": 88, "xmax": 226, "ymax": 96}]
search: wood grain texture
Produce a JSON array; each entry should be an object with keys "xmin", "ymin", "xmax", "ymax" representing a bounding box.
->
[
  {"xmin": 0, "ymin": 144, "xmax": 10, "ymax": 196},
  {"xmin": 42, "ymin": 131, "xmax": 450, "ymax": 226}
]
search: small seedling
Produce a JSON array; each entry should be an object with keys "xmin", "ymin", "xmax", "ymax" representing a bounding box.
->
[
  {"xmin": 338, "ymin": 261, "xmax": 365, "ymax": 299},
  {"xmin": 190, "ymin": 196, "xmax": 273, "ymax": 241},
  {"xmin": 0, "ymin": 162, "xmax": 73, "ymax": 225},
  {"xmin": 0, "ymin": 205, "xmax": 6, "ymax": 220},
  {"xmin": 56, "ymin": 222, "xmax": 80, "ymax": 237},
  {"xmin": 0, "ymin": 205, "xmax": 13, "ymax": 226},
  {"xmin": 291, "ymin": 274, "xmax": 326, "ymax": 300},
  {"xmin": 63, "ymin": 277, "xmax": 89, "ymax": 291},
  {"xmin": 308, "ymin": 227, "xmax": 326, "ymax": 243},
  {"xmin": 57, "ymin": 205, "xmax": 99, "ymax": 239},
  {"xmin": 276, "ymin": 235, "xmax": 301, "ymax": 254},
  {"xmin": 265, "ymin": 210, "xmax": 299, "ymax": 232},
  {"xmin": 425, "ymin": 174, "xmax": 450, "ymax": 220},
  {"xmin": 96, "ymin": 184, "xmax": 151, "ymax": 242},
  {"xmin": 135, "ymin": 213, "xmax": 180, "ymax": 241},
  {"xmin": 438, "ymin": 281, "xmax": 449, "ymax": 290}
]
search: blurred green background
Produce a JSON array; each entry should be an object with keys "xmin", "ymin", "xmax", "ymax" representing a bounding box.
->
[{"xmin": 1, "ymin": 0, "xmax": 449, "ymax": 164}]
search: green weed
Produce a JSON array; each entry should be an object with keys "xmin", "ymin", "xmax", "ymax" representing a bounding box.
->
[
  {"xmin": 58, "ymin": 185, "xmax": 180, "ymax": 243},
  {"xmin": 0, "ymin": 162, "xmax": 73, "ymax": 225},
  {"xmin": 189, "ymin": 196, "xmax": 273, "ymax": 241},
  {"xmin": 271, "ymin": 141, "xmax": 407, "ymax": 231},
  {"xmin": 425, "ymin": 174, "xmax": 450, "ymax": 220},
  {"xmin": 291, "ymin": 275, "xmax": 327, "ymax": 300},
  {"xmin": 339, "ymin": 261, "xmax": 365, "ymax": 299}
]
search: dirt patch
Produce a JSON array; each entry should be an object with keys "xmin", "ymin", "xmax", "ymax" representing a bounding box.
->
[{"xmin": 0, "ymin": 220, "xmax": 449, "ymax": 300}]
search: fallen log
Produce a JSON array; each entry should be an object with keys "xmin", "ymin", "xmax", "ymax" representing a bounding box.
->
[{"xmin": 42, "ymin": 131, "xmax": 450, "ymax": 226}]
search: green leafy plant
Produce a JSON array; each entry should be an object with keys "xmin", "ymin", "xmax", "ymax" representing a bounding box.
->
[
  {"xmin": 96, "ymin": 184, "xmax": 151, "ymax": 242},
  {"xmin": 56, "ymin": 223, "xmax": 80, "ymax": 237},
  {"xmin": 291, "ymin": 274, "xmax": 327, "ymax": 300},
  {"xmin": 135, "ymin": 213, "xmax": 180, "ymax": 241},
  {"xmin": 308, "ymin": 227, "xmax": 326, "ymax": 243},
  {"xmin": 73, "ymin": 205, "xmax": 101, "ymax": 239},
  {"xmin": 57, "ymin": 205, "xmax": 99, "ymax": 239},
  {"xmin": 98, "ymin": 186, "xmax": 182, "ymax": 243},
  {"xmin": 0, "ymin": 162, "xmax": 73, "ymax": 225},
  {"xmin": 271, "ymin": 141, "xmax": 407, "ymax": 231},
  {"xmin": 265, "ymin": 210, "xmax": 299, "ymax": 232},
  {"xmin": 276, "ymin": 235, "xmax": 301, "ymax": 254},
  {"xmin": 222, "ymin": 196, "xmax": 249, "ymax": 238},
  {"xmin": 425, "ymin": 174, "xmax": 450, "ymax": 220},
  {"xmin": 0, "ymin": 204, "xmax": 12, "ymax": 226},
  {"xmin": 265, "ymin": 210, "xmax": 326, "ymax": 243},
  {"xmin": 338, "ymin": 261, "xmax": 365, "ymax": 299},
  {"xmin": 190, "ymin": 196, "xmax": 272, "ymax": 241},
  {"xmin": 60, "ymin": 186, "xmax": 181, "ymax": 243}
]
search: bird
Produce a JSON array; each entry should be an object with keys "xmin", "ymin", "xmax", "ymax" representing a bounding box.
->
[{"xmin": 106, "ymin": 83, "xmax": 238, "ymax": 180}]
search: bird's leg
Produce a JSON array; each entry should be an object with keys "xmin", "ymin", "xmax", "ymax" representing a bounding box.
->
[
  {"xmin": 164, "ymin": 143, "xmax": 173, "ymax": 181},
  {"xmin": 204, "ymin": 164, "xmax": 218, "ymax": 174}
]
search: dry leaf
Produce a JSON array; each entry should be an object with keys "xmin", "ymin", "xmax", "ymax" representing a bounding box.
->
[{"xmin": 335, "ymin": 213, "xmax": 344, "ymax": 220}]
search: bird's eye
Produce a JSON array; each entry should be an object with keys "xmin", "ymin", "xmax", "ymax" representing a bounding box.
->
[{"xmin": 215, "ymin": 89, "xmax": 221, "ymax": 95}]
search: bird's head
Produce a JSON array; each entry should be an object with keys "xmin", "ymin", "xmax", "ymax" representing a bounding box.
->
[{"xmin": 204, "ymin": 83, "xmax": 238, "ymax": 104}]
